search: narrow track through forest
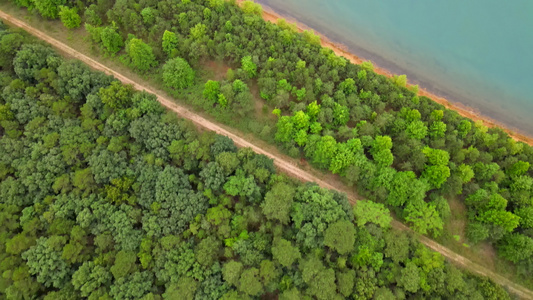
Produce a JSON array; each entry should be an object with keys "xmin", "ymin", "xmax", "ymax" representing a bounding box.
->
[{"xmin": 1, "ymin": 10, "xmax": 531, "ymax": 299}]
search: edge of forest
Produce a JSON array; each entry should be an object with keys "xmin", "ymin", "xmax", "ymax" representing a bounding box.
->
[{"xmin": 238, "ymin": 0, "xmax": 533, "ymax": 146}]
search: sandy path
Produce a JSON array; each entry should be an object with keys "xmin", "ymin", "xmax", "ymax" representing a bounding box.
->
[{"xmin": 1, "ymin": 10, "xmax": 532, "ymax": 299}]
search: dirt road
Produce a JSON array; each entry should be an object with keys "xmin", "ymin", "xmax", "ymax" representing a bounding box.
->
[{"xmin": 1, "ymin": 10, "xmax": 531, "ymax": 299}]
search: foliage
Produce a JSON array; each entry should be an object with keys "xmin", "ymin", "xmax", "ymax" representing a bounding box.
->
[
  {"xmin": 33, "ymin": 0, "xmax": 66, "ymax": 19},
  {"xmin": 3, "ymin": 1, "xmax": 529, "ymax": 296},
  {"xmin": 353, "ymin": 200, "xmax": 392, "ymax": 228},
  {"xmin": 125, "ymin": 38, "xmax": 157, "ymax": 72},
  {"xmin": 162, "ymin": 30, "xmax": 178, "ymax": 57},
  {"xmin": 58, "ymin": 6, "xmax": 81, "ymax": 29},
  {"xmin": 162, "ymin": 57, "xmax": 195, "ymax": 90}
]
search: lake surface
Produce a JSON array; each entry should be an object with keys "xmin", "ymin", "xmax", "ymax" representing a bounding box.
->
[{"xmin": 257, "ymin": 0, "xmax": 533, "ymax": 135}]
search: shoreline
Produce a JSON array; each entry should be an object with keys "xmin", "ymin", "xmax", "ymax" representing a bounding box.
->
[{"xmin": 238, "ymin": 1, "xmax": 533, "ymax": 146}]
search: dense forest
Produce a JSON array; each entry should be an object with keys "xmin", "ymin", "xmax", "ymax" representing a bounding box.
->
[
  {"xmin": 4, "ymin": 0, "xmax": 533, "ymax": 288},
  {"xmin": 0, "ymin": 22, "xmax": 516, "ymax": 299}
]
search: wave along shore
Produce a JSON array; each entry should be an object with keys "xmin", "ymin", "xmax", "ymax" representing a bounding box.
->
[{"xmin": 237, "ymin": 0, "xmax": 533, "ymax": 146}]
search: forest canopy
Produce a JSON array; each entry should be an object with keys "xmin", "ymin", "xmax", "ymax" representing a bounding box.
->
[
  {"xmin": 0, "ymin": 23, "xmax": 513, "ymax": 299},
  {"xmin": 19, "ymin": 0, "xmax": 531, "ymax": 275}
]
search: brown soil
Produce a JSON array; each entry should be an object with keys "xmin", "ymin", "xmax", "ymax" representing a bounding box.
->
[
  {"xmin": 202, "ymin": 60, "xmax": 230, "ymax": 81},
  {"xmin": 236, "ymin": 0, "xmax": 533, "ymax": 146},
  {"xmin": 2, "ymin": 8, "xmax": 532, "ymax": 299}
]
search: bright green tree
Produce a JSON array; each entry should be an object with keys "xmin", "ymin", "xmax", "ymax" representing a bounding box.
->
[
  {"xmin": 190, "ymin": 23, "xmax": 207, "ymax": 40},
  {"xmin": 421, "ymin": 147, "xmax": 450, "ymax": 189},
  {"xmin": 203, "ymin": 80, "xmax": 220, "ymax": 102},
  {"xmin": 126, "ymin": 38, "xmax": 157, "ymax": 72},
  {"xmin": 241, "ymin": 56, "xmax": 257, "ymax": 78},
  {"xmin": 457, "ymin": 164, "xmax": 475, "ymax": 183},
  {"xmin": 100, "ymin": 24, "xmax": 123, "ymax": 54},
  {"xmin": 406, "ymin": 120, "xmax": 428, "ymax": 140},
  {"xmin": 58, "ymin": 6, "xmax": 81, "ymax": 29},
  {"xmin": 312, "ymin": 135, "xmax": 337, "ymax": 169},
  {"xmin": 371, "ymin": 136, "xmax": 394, "ymax": 167},
  {"xmin": 405, "ymin": 202, "xmax": 443, "ymax": 236},
  {"xmin": 429, "ymin": 121, "xmax": 447, "ymax": 138},
  {"xmin": 162, "ymin": 57, "xmax": 195, "ymax": 90},
  {"xmin": 241, "ymin": 1, "xmax": 263, "ymax": 15},
  {"xmin": 162, "ymin": 30, "xmax": 178, "ymax": 57},
  {"xmin": 291, "ymin": 111, "xmax": 310, "ymax": 130},
  {"xmin": 353, "ymin": 200, "xmax": 392, "ymax": 228},
  {"xmin": 33, "ymin": 0, "xmax": 66, "ymax": 19}
]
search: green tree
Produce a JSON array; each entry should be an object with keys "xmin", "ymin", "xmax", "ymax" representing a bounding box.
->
[
  {"xmin": 99, "ymin": 81, "xmax": 133, "ymax": 109},
  {"xmin": 312, "ymin": 135, "xmax": 337, "ymax": 169},
  {"xmin": 300, "ymin": 256, "xmax": 338, "ymax": 299},
  {"xmin": 162, "ymin": 57, "xmax": 195, "ymax": 90},
  {"xmin": 190, "ymin": 23, "xmax": 207, "ymax": 40},
  {"xmin": 238, "ymin": 268, "xmax": 263, "ymax": 296},
  {"xmin": 429, "ymin": 121, "xmax": 447, "ymax": 138},
  {"xmin": 126, "ymin": 38, "xmax": 157, "ymax": 72},
  {"xmin": 421, "ymin": 147, "xmax": 450, "ymax": 189},
  {"xmin": 303, "ymin": 30, "xmax": 321, "ymax": 46},
  {"xmin": 222, "ymin": 261, "xmax": 243, "ymax": 286},
  {"xmin": 329, "ymin": 142, "xmax": 359, "ymax": 175},
  {"xmin": 110, "ymin": 250, "xmax": 137, "ymax": 279},
  {"xmin": 241, "ymin": 56, "xmax": 257, "ymax": 78},
  {"xmin": 163, "ymin": 277, "xmax": 198, "ymax": 300},
  {"xmin": 333, "ymin": 103, "xmax": 349, "ymax": 126},
  {"xmin": 241, "ymin": 1, "xmax": 263, "ymax": 15},
  {"xmin": 353, "ymin": 200, "xmax": 392, "ymax": 228},
  {"xmin": 22, "ymin": 236, "xmax": 72, "ymax": 288},
  {"xmin": 33, "ymin": 0, "xmax": 66, "ymax": 19},
  {"xmin": 141, "ymin": 7, "xmax": 155, "ymax": 25},
  {"xmin": 291, "ymin": 111, "xmax": 310, "ymax": 130},
  {"xmin": 203, "ymin": 80, "xmax": 220, "ymax": 102},
  {"xmin": 72, "ymin": 261, "xmax": 112, "ymax": 298},
  {"xmin": 405, "ymin": 201, "xmax": 444, "ymax": 236},
  {"xmin": 515, "ymin": 207, "xmax": 533, "ymax": 229},
  {"xmin": 109, "ymin": 271, "xmax": 153, "ymax": 299},
  {"xmin": 324, "ymin": 220, "xmax": 356, "ymax": 255},
  {"xmin": 271, "ymin": 238, "xmax": 301, "ymax": 267},
  {"xmin": 498, "ymin": 234, "xmax": 533, "ymax": 263},
  {"xmin": 58, "ymin": 6, "xmax": 81, "ymax": 29},
  {"xmin": 371, "ymin": 136, "xmax": 394, "ymax": 167},
  {"xmin": 398, "ymin": 262, "xmax": 421, "ymax": 293},
  {"xmin": 457, "ymin": 164, "xmax": 475, "ymax": 183},
  {"xmin": 261, "ymin": 182, "xmax": 295, "ymax": 224},
  {"xmin": 195, "ymin": 236, "xmax": 220, "ymax": 267},
  {"xmin": 307, "ymin": 101, "xmax": 321, "ymax": 120},
  {"xmin": 337, "ymin": 270, "xmax": 355, "ymax": 297},
  {"xmin": 457, "ymin": 120, "xmax": 472, "ymax": 137},
  {"xmin": 406, "ymin": 120, "xmax": 428, "ymax": 140},
  {"xmin": 507, "ymin": 161, "xmax": 530, "ymax": 178},
  {"xmin": 218, "ymin": 93, "xmax": 228, "ymax": 108},
  {"xmin": 478, "ymin": 210, "xmax": 520, "ymax": 233},
  {"xmin": 100, "ymin": 24, "xmax": 124, "ymax": 54},
  {"xmin": 275, "ymin": 116, "xmax": 294, "ymax": 144},
  {"xmin": 162, "ymin": 30, "xmax": 178, "ymax": 56},
  {"xmin": 384, "ymin": 230, "xmax": 410, "ymax": 263}
]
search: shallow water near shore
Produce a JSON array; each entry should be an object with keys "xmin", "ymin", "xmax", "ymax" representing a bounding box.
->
[{"xmin": 257, "ymin": 0, "xmax": 533, "ymax": 135}]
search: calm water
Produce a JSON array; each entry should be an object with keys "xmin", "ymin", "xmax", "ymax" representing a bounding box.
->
[{"xmin": 257, "ymin": 0, "xmax": 533, "ymax": 135}]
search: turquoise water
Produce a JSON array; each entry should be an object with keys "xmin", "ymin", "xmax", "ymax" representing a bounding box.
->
[{"xmin": 257, "ymin": 0, "xmax": 533, "ymax": 135}]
